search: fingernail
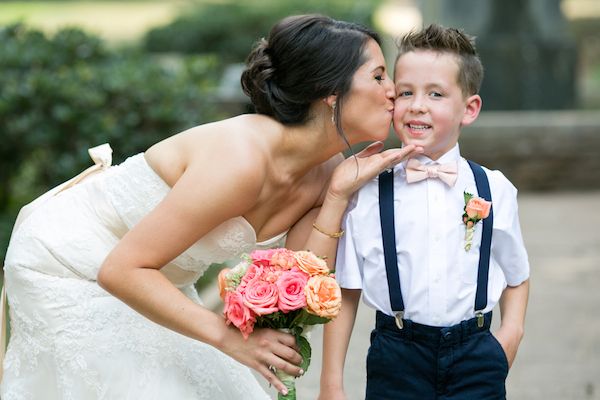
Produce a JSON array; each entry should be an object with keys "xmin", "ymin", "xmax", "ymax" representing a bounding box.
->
[
  {"xmin": 299, "ymin": 369, "xmax": 304, "ymax": 375},
  {"xmin": 281, "ymin": 388, "xmax": 288, "ymax": 395}
]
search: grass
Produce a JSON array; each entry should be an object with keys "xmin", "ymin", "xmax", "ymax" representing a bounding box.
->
[{"xmin": 0, "ymin": 1, "xmax": 189, "ymax": 43}]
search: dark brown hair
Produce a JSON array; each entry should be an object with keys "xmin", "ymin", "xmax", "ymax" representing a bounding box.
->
[
  {"xmin": 396, "ymin": 24, "xmax": 483, "ymax": 96},
  {"xmin": 241, "ymin": 14, "xmax": 380, "ymax": 137}
]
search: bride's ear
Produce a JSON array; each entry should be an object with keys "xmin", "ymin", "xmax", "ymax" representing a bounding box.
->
[{"xmin": 324, "ymin": 95, "xmax": 337, "ymax": 108}]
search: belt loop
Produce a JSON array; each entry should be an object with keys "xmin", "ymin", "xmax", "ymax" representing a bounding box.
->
[
  {"xmin": 460, "ymin": 319, "xmax": 469, "ymax": 342},
  {"xmin": 404, "ymin": 319, "xmax": 413, "ymax": 340}
]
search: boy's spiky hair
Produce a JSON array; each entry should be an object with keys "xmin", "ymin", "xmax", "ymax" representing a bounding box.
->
[{"xmin": 396, "ymin": 24, "xmax": 484, "ymax": 96}]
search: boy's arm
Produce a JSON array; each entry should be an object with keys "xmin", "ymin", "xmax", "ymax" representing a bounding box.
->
[
  {"xmin": 494, "ymin": 279, "xmax": 529, "ymax": 368},
  {"xmin": 318, "ymin": 288, "xmax": 361, "ymax": 400}
]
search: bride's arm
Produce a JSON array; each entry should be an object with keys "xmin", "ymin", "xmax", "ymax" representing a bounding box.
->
[{"xmin": 97, "ymin": 138, "xmax": 301, "ymax": 395}]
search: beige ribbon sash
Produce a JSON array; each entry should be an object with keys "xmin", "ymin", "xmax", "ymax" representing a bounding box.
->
[{"xmin": 0, "ymin": 143, "xmax": 112, "ymax": 381}]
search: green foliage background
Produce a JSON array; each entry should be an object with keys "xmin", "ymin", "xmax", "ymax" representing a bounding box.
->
[
  {"xmin": 0, "ymin": 0, "xmax": 383, "ymax": 266},
  {"xmin": 0, "ymin": 23, "xmax": 219, "ymax": 261},
  {"xmin": 144, "ymin": 0, "xmax": 382, "ymax": 64}
]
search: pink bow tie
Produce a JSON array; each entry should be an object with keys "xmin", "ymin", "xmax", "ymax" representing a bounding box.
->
[{"xmin": 405, "ymin": 159, "xmax": 458, "ymax": 187}]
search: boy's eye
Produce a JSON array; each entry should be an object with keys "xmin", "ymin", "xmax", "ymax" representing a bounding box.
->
[
  {"xmin": 397, "ymin": 91, "xmax": 412, "ymax": 97},
  {"xmin": 429, "ymin": 91, "xmax": 442, "ymax": 97}
]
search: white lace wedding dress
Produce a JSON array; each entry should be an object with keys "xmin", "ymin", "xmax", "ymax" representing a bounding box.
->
[{"xmin": 1, "ymin": 150, "xmax": 282, "ymax": 399}]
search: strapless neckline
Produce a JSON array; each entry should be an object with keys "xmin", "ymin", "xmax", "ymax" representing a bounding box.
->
[{"xmin": 140, "ymin": 154, "xmax": 288, "ymax": 247}]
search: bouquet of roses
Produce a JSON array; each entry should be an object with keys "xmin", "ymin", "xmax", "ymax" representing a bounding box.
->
[{"xmin": 218, "ymin": 248, "xmax": 342, "ymax": 400}]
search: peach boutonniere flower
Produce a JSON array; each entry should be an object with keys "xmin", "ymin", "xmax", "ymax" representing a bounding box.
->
[{"xmin": 462, "ymin": 191, "xmax": 492, "ymax": 251}]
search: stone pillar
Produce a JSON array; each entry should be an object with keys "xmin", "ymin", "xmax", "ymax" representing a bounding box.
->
[{"xmin": 417, "ymin": 0, "xmax": 578, "ymax": 110}]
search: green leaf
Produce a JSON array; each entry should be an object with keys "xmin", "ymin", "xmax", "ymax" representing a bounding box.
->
[
  {"xmin": 296, "ymin": 334, "xmax": 312, "ymax": 372},
  {"xmin": 463, "ymin": 191, "xmax": 474, "ymax": 204}
]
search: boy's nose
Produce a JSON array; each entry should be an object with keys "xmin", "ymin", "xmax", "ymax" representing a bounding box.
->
[{"xmin": 409, "ymin": 97, "xmax": 427, "ymax": 113}]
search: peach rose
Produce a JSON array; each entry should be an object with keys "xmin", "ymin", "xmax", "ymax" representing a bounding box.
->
[
  {"xmin": 294, "ymin": 250, "xmax": 330, "ymax": 276},
  {"xmin": 276, "ymin": 268, "xmax": 309, "ymax": 313},
  {"xmin": 242, "ymin": 280, "xmax": 279, "ymax": 316},
  {"xmin": 305, "ymin": 275, "xmax": 341, "ymax": 319},
  {"xmin": 270, "ymin": 248, "xmax": 298, "ymax": 270},
  {"xmin": 217, "ymin": 268, "xmax": 232, "ymax": 300},
  {"xmin": 224, "ymin": 291, "xmax": 256, "ymax": 339},
  {"xmin": 465, "ymin": 197, "xmax": 492, "ymax": 220}
]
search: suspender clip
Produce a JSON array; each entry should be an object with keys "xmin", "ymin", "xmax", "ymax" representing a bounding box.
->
[
  {"xmin": 476, "ymin": 311, "xmax": 484, "ymax": 328},
  {"xmin": 394, "ymin": 311, "xmax": 404, "ymax": 330}
]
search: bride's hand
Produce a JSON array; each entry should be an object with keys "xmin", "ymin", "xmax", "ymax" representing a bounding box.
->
[
  {"xmin": 327, "ymin": 142, "xmax": 423, "ymax": 202},
  {"xmin": 219, "ymin": 326, "xmax": 303, "ymax": 395}
]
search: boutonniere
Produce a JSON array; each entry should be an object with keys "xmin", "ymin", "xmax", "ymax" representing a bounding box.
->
[{"xmin": 462, "ymin": 191, "xmax": 492, "ymax": 251}]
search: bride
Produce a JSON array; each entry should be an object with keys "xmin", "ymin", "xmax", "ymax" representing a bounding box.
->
[{"xmin": 1, "ymin": 14, "xmax": 418, "ymax": 399}]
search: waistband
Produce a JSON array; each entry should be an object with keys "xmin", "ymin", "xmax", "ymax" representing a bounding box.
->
[{"xmin": 375, "ymin": 311, "xmax": 492, "ymax": 346}]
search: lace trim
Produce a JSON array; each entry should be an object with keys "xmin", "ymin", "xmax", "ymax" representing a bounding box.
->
[{"xmin": 104, "ymin": 154, "xmax": 286, "ymax": 277}]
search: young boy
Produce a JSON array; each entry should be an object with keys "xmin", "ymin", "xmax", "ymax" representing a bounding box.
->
[{"xmin": 318, "ymin": 25, "xmax": 530, "ymax": 400}]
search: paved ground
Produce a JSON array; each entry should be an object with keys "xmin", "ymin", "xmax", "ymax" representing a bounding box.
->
[{"xmin": 203, "ymin": 191, "xmax": 600, "ymax": 399}]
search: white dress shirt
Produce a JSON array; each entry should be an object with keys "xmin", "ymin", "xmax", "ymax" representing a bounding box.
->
[{"xmin": 336, "ymin": 144, "xmax": 530, "ymax": 327}]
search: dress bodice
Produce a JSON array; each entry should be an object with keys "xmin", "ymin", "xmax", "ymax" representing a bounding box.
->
[{"xmin": 104, "ymin": 154, "xmax": 286, "ymax": 286}]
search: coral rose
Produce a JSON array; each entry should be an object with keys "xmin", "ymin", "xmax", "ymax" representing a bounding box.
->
[
  {"xmin": 276, "ymin": 268, "xmax": 309, "ymax": 313},
  {"xmin": 294, "ymin": 250, "xmax": 330, "ymax": 276},
  {"xmin": 305, "ymin": 275, "xmax": 341, "ymax": 318},
  {"xmin": 224, "ymin": 291, "xmax": 256, "ymax": 339},
  {"xmin": 465, "ymin": 197, "xmax": 492, "ymax": 220},
  {"xmin": 242, "ymin": 280, "xmax": 279, "ymax": 316}
]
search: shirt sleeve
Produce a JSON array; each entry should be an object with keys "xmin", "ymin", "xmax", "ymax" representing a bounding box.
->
[
  {"xmin": 490, "ymin": 171, "xmax": 530, "ymax": 286},
  {"xmin": 335, "ymin": 206, "xmax": 364, "ymax": 289}
]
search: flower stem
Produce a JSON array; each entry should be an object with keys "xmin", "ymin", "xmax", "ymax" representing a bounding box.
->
[{"xmin": 276, "ymin": 369, "xmax": 296, "ymax": 400}]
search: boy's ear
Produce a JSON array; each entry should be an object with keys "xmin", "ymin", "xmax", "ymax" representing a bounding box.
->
[{"xmin": 461, "ymin": 94, "xmax": 482, "ymax": 127}]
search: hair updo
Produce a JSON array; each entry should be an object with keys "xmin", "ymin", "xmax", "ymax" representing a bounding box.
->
[{"xmin": 241, "ymin": 14, "xmax": 380, "ymax": 128}]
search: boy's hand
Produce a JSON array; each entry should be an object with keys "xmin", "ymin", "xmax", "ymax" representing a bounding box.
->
[{"xmin": 493, "ymin": 324, "xmax": 524, "ymax": 368}]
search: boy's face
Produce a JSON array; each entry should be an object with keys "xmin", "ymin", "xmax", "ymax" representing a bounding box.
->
[{"xmin": 392, "ymin": 50, "xmax": 481, "ymax": 161}]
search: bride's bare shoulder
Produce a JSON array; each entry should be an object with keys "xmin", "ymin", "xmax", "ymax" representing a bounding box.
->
[{"xmin": 144, "ymin": 115, "xmax": 275, "ymax": 186}]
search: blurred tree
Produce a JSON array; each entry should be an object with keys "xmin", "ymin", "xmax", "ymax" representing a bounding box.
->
[
  {"xmin": 143, "ymin": 0, "xmax": 383, "ymax": 64},
  {"xmin": 0, "ymin": 23, "xmax": 218, "ymax": 261}
]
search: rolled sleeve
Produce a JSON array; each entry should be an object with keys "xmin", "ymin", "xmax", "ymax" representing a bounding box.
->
[
  {"xmin": 335, "ymin": 209, "xmax": 364, "ymax": 289},
  {"xmin": 491, "ymin": 172, "xmax": 530, "ymax": 286}
]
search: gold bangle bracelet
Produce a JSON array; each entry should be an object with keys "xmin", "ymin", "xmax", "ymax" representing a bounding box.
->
[{"xmin": 312, "ymin": 222, "xmax": 344, "ymax": 238}]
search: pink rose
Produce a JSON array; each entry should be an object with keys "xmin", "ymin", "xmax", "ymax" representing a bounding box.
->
[
  {"xmin": 276, "ymin": 268, "xmax": 309, "ymax": 313},
  {"xmin": 238, "ymin": 263, "xmax": 264, "ymax": 293},
  {"xmin": 294, "ymin": 250, "xmax": 330, "ymax": 276},
  {"xmin": 270, "ymin": 248, "xmax": 298, "ymax": 270},
  {"xmin": 465, "ymin": 197, "xmax": 492, "ymax": 220},
  {"xmin": 242, "ymin": 280, "xmax": 279, "ymax": 316},
  {"xmin": 250, "ymin": 249, "xmax": 278, "ymax": 267},
  {"xmin": 224, "ymin": 291, "xmax": 256, "ymax": 339},
  {"xmin": 305, "ymin": 275, "xmax": 342, "ymax": 319}
]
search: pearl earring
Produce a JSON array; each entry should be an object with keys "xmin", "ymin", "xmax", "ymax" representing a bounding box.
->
[{"xmin": 331, "ymin": 101, "xmax": 336, "ymax": 125}]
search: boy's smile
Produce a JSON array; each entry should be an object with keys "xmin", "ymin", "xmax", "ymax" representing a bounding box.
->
[{"xmin": 392, "ymin": 50, "xmax": 481, "ymax": 161}]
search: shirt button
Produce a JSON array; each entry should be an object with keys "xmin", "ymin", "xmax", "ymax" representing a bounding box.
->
[{"xmin": 433, "ymin": 276, "xmax": 440, "ymax": 283}]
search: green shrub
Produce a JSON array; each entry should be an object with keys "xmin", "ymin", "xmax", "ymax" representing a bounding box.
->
[
  {"xmin": 0, "ymin": 24, "xmax": 219, "ymax": 260},
  {"xmin": 144, "ymin": 0, "xmax": 382, "ymax": 64}
]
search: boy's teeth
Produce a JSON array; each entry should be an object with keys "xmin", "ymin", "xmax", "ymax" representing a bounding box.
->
[{"xmin": 409, "ymin": 124, "xmax": 428, "ymax": 129}]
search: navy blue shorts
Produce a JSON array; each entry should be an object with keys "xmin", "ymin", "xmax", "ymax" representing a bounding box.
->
[{"xmin": 365, "ymin": 311, "xmax": 508, "ymax": 400}]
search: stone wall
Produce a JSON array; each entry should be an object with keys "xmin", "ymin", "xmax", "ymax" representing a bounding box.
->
[{"xmin": 386, "ymin": 111, "xmax": 600, "ymax": 191}]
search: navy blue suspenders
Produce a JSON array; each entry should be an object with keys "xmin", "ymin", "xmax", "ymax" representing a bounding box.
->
[{"xmin": 378, "ymin": 160, "xmax": 493, "ymax": 329}]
